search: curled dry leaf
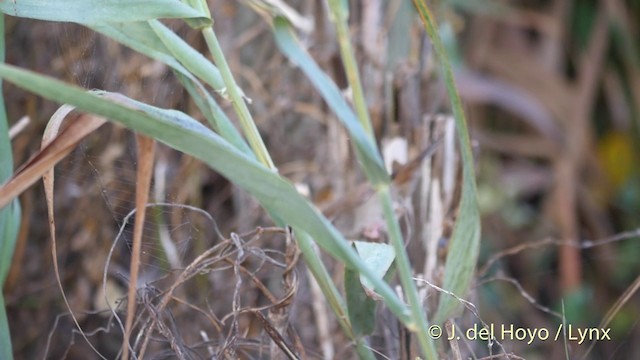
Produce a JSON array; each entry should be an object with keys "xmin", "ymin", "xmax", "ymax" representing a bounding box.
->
[
  {"xmin": 41, "ymin": 105, "xmax": 108, "ymax": 359},
  {"xmin": 0, "ymin": 108, "xmax": 107, "ymax": 210}
]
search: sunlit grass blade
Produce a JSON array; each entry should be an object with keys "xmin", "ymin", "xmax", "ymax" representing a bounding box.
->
[
  {"xmin": 412, "ymin": 0, "xmax": 482, "ymax": 323},
  {"xmin": 272, "ymin": 17, "xmax": 388, "ymax": 186},
  {"xmin": 0, "ymin": 63, "xmax": 413, "ymax": 326},
  {"xmin": 0, "ymin": 0, "xmax": 211, "ymax": 28}
]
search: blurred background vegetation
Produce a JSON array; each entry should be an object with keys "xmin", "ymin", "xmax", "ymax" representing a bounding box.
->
[{"xmin": 3, "ymin": 0, "xmax": 640, "ymax": 358}]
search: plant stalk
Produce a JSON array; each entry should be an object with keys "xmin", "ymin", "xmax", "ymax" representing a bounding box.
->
[
  {"xmin": 326, "ymin": 0, "xmax": 374, "ymax": 139},
  {"xmin": 378, "ymin": 186, "xmax": 439, "ymax": 359},
  {"xmin": 201, "ymin": 27, "xmax": 276, "ymax": 170}
]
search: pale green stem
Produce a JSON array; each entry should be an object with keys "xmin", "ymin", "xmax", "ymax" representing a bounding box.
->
[
  {"xmin": 378, "ymin": 186, "xmax": 439, "ymax": 359},
  {"xmin": 354, "ymin": 339, "xmax": 376, "ymax": 360},
  {"xmin": 295, "ymin": 230, "xmax": 352, "ymax": 336},
  {"xmin": 326, "ymin": 0, "xmax": 374, "ymax": 139},
  {"xmin": 201, "ymin": 27, "xmax": 276, "ymax": 170}
]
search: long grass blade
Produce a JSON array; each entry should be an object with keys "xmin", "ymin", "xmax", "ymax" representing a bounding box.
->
[
  {"xmin": 412, "ymin": 0, "xmax": 482, "ymax": 323},
  {"xmin": 0, "ymin": 0, "xmax": 210, "ymax": 28},
  {"xmin": 0, "ymin": 13, "xmax": 17, "ymax": 284},
  {"xmin": 272, "ymin": 17, "xmax": 388, "ymax": 186},
  {"xmin": 0, "ymin": 13, "xmax": 20, "ymax": 360}
]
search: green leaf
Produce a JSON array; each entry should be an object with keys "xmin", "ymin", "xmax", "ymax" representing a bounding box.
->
[
  {"xmin": 272, "ymin": 17, "xmax": 389, "ymax": 187},
  {"xmin": 345, "ymin": 265, "xmax": 376, "ymax": 336},
  {"xmin": 434, "ymin": 181, "xmax": 480, "ymax": 322},
  {"xmin": 353, "ymin": 241, "xmax": 395, "ymax": 290},
  {"xmin": 0, "ymin": 64, "xmax": 413, "ymax": 325},
  {"xmin": 412, "ymin": 0, "xmax": 482, "ymax": 323},
  {"xmin": 345, "ymin": 242, "xmax": 395, "ymax": 336},
  {"xmin": 0, "ymin": 0, "xmax": 211, "ymax": 28}
]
